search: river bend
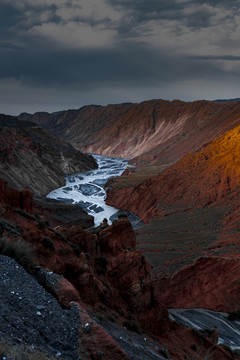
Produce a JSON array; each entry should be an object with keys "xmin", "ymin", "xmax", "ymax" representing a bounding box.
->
[{"xmin": 47, "ymin": 154, "xmax": 142, "ymax": 228}]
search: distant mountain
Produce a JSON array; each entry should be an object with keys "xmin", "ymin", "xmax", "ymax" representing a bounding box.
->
[
  {"xmin": 214, "ymin": 98, "xmax": 240, "ymax": 103},
  {"xmin": 0, "ymin": 114, "xmax": 97, "ymax": 196},
  {"xmin": 19, "ymin": 99, "xmax": 240, "ymax": 165}
]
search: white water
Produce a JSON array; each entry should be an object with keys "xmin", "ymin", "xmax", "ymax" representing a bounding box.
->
[{"xmin": 47, "ymin": 154, "xmax": 136, "ymax": 226}]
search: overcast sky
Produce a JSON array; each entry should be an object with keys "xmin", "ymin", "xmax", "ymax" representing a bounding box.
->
[{"xmin": 1, "ymin": 0, "xmax": 240, "ymax": 115}]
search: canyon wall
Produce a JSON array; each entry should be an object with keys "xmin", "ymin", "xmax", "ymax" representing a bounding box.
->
[
  {"xmin": 105, "ymin": 121, "xmax": 240, "ymax": 313},
  {"xmin": 19, "ymin": 100, "xmax": 240, "ymax": 164},
  {"xmin": 0, "ymin": 115, "xmax": 97, "ymax": 196},
  {"xmin": 107, "ymin": 123, "xmax": 240, "ymax": 222}
]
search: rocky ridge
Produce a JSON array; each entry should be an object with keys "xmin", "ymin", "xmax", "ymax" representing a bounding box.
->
[
  {"xmin": 18, "ymin": 99, "xmax": 240, "ymax": 165},
  {"xmin": 0, "ymin": 114, "xmax": 97, "ymax": 196}
]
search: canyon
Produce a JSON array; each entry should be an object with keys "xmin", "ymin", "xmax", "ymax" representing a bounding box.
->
[{"xmin": 2, "ymin": 99, "xmax": 240, "ymax": 358}]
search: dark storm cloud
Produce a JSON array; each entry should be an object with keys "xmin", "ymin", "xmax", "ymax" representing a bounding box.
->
[
  {"xmin": 109, "ymin": 0, "xmax": 236, "ymax": 15},
  {"xmin": 0, "ymin": 2, "xmax": 60, "ymax": 49},
  {"xmin": 0, "ymin": 2, "xmax": 22, "ymax": 49},
  {"xmin": 0, "ymin": 0, "xmax": 240, "ymax": 115},
  {"xmin": 189, "ymin": 55, "xmax": 240, "ymax": 61},
  {"xmin": 0, "ymin": 3, "xmax": 20, "ymax": 30},
  {"xmin": 107, "ymin": 0, "xmax": 238, "ymax": 40},
  {"xmin": 0, "ymin": 39, "xmax": 234, "ymax": 90},
  {"xmin": 109, "ymin": 0, "xmax": 216, "ymax": 24}
]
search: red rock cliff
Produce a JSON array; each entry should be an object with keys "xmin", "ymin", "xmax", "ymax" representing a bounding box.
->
[{"xmin": 19, "ymin": 100, "xmax": 240, "ymax": 164}]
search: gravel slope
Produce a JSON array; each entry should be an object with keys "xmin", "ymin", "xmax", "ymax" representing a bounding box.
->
[{"xmin": 0, "ymin": 255, "xmax": 81, "ymax": 360}]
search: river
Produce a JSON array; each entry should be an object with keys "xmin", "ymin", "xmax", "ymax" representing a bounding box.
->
[{"xmin": 47, "ymin": 154, "xmax": 143, "ymax": 228}]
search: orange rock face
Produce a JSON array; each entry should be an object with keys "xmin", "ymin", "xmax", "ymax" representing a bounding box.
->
[
  {"xmin": 107, "ymin": 123, "xmax": 240, "ymax": 221},
  {"xmin": 106, "ymin": 122, "xmax": 240, "ymax": 313}
]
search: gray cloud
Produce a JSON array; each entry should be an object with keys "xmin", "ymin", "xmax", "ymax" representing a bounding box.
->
[
  {"xmin": 0, "ymin": 39, "xmax": 233, "ymax": 90},
  {"xmin": 189, "ymin": 55, "xmax": 240, "ymax": 61},
  {"xmin": 0, "ymin": 3, "xmax": 20, "ymax": 30},
  {"xmin": 0, "ymin": 0, "xmax": 240, "ymax": 115},
  {"xmin": 109, "ymin": 0, "xmax": 236, "ymax": 31}
]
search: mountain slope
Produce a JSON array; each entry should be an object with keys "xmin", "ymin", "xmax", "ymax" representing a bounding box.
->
[
  {"xmin": 105, "ymin": 122, "xmax": 240, "ymax": 312},
  {"xmin": 19, "ymin": 100, "xmax": 240, "ymax": 164},
  {"xmin": 0, "ymin": 115, "xmax": 97, "ymax": 196},
  {"xmin": 107, "ymin": 122, "xmax": 240, "ymax": 221}
]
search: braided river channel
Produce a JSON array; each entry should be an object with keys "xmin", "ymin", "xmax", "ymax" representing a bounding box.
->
[{"xmin": 47, "ymin": 154, "xmax": 142, "ymax": 228}]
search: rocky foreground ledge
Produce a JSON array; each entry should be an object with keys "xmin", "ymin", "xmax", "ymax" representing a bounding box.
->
[{"xmin": 0, "ymin": 255, "xmax": 81, "ymax": 359}]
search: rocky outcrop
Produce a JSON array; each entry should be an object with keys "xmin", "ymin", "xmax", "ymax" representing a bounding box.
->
[
  {"xmin": 34, "ymin": 196, "xmax": 94, "ymax": 228},
  {"xmin": 0, "ymin": 178, "xmax": 167, "ymax": 357},
  {"xmin": 0, "ymin": 114, "xmax": 97, "ymax": 196},
  {"xmin": 0, "ymin": 178, "xmax": 161, "ymax": 334}
]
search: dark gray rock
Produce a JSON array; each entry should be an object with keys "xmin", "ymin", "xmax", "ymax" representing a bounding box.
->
[
  {"xmin": 110, "ymin": 211, "xmax": 144, "ymax": 230},
  {"xmin": 35, "ymin": 197, "xmax": 94, "ymax": 228},
  {"xmin": 79, "ymin": 184, "xmax": 101, "ymax": 196},
  {"xmin": 0, "ymin": 255, "xmax": 81, "ymax": 359}
]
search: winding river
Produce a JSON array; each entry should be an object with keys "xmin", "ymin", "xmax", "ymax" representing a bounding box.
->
[{"xmin": 47, "ymin": 154, "xmax": 142, "ymax": 228}]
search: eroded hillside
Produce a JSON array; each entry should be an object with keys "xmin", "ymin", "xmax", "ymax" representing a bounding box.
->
[
  {"xmin": 0, "ymin": 115, "xmax": 97, "ymax": 196},
  {"xmin": 106, "ymin": 122, "xmax": 240, "ymax": 314},
  {"xmin": 19, "ymin": 100, "xmax": 240, "ymax": 164}
]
